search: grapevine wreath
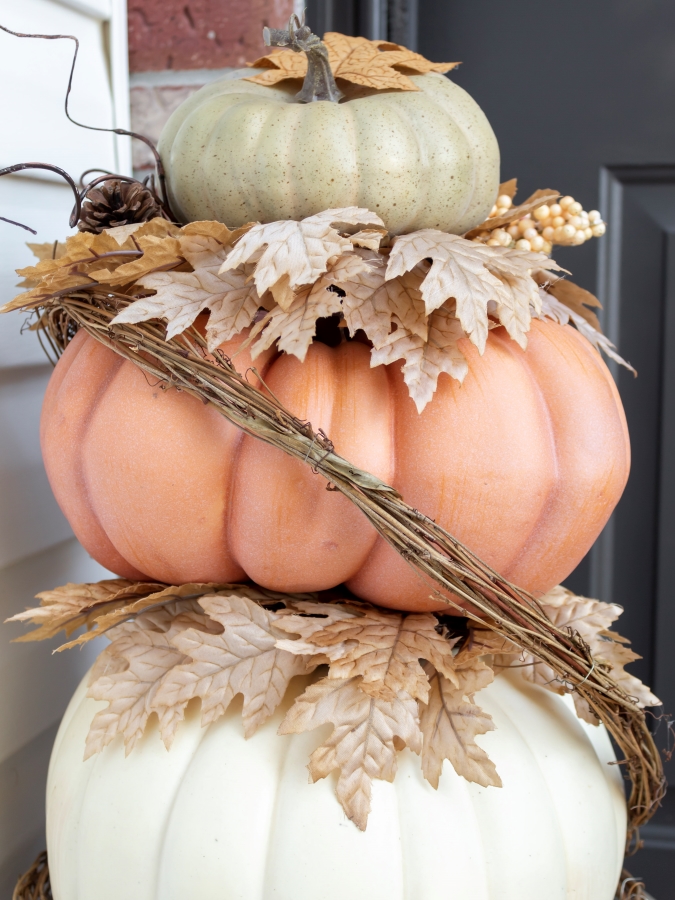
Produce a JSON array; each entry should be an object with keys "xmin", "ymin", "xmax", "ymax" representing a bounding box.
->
[{"xmin": 1, "ymin": 16, "xmax": 667, "ymax": 900}]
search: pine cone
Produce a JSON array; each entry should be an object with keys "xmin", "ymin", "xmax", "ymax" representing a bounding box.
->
[{"xmin": 78, "ymin": 179, "xmax": 163, "ymax": 233}]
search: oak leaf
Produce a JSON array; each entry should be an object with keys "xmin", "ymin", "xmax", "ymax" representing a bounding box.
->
[
  {"xmin": 152, "ymin": 594, "xmax": 314, "ymax": 740},
  {"xmin": 220, "ymin": 208, "xmax": 384, "ymax": 297},
  {"xmin": 387, "ymin": 230, "xmax": 562, "ymax": 352},
  {"xmin": 278, "ymin": 675, "xmax": 422, "ymax": 830},
  {"xmin": 370, "ymin": 304, "xmax": 468, "ymax": 412},
  {"xmin": 420, "ymin": 660, "xmax": 501, "ymax": 789},
  {"xmin": 276, "ymin": 605, "xmax": 459, "ymax": 703}
]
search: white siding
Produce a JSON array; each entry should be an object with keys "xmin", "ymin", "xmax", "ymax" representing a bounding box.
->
[{"xmin": 0, "ymin": 0, "xmax": 129, "ymax": 889}]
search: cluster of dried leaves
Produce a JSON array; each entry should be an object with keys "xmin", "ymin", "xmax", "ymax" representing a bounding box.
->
[
  {"xmin": 2, "ymin": 196, "xmax": 629, "ymax": 412},
  {"xmin": 8, "ymin": 579, "xmax": 658, "ymax": 830},
  {"xmin": 247, "ymin": 32, "xmax": 458, "ymax": 94}
]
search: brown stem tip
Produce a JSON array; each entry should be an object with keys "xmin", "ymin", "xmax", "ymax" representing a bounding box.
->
[{"xmin": 263, "ymin": 14, "xmax": 344, "ymax": 104}]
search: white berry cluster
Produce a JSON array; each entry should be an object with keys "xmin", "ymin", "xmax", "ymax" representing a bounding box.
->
[{"xmin": 473, "ymin": 194, "xmax": 606, "ymax": 254}]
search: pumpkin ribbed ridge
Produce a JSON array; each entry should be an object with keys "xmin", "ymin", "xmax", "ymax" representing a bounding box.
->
[
  {"xmin": 46, "ymin": 670, "xmax": 626, "ymax": 900},
  {"xmin": 40, "ymin": 319, "xmax": 630, "ymax": 613}
]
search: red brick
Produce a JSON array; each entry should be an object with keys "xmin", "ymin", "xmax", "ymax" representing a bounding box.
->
[{"xmin": 128, "ymin": 0, "xmax": 295, "ymax": 72}]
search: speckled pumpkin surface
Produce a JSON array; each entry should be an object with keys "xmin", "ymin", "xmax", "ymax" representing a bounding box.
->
[{"xmin": 158, "ymin": 70, "xmax": 500, "ymax": 235}]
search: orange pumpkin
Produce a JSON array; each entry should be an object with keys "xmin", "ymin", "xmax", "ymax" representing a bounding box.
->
[{"xmin": 40, "ymin": 319, "xmax": 629, "ymax": 612}]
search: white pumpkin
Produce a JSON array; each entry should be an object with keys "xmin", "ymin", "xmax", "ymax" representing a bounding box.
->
[
  {"xmin": 47, "ymin": 668, "xmax": 625, "ymax": 900},
  {"xmin": 158, "ymin": 69, "xmax": 499, "ymax": 235}
]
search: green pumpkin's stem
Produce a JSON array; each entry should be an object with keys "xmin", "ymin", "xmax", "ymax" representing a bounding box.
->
[{"xmin": 263, "ymin": 14, "xmax": 344, "ymax": 104}]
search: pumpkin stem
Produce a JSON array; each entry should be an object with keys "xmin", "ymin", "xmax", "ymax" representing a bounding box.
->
[{"xmin": 263, "ymin": 15, "xmax": 344, "ymax": 104}]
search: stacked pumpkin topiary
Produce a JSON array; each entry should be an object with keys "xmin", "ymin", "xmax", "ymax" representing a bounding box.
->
[{"xmin": 4, "ymin": 16, "xmax": 662, "ymax": 900}]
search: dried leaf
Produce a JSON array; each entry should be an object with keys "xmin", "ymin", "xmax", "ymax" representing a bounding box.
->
[
  {"xmin": 497, "ymin": 178, "xmax": 518, "ymax": 200},
  {"xmin": 466, "ymin": 189, "xmax": 561, "ymax": 238},
  {"xmin": 221, "ymin": 208, "xmax": 384, "ymax": 297},
  {"xmin": 153, "ymin": 594, "xmax": 313, "ymax": 740},
  {"xmin": 250, "ymin": 266, "xmax": 347, "ymax": 361},
  {"xmin": 90, "ymin": 235, "xmax": 182, "ymax": 285},
  {"xmin": 6, "ymin": 579, "xmax": 165, "ymax": 642},
  {"xmin": 113, "ymin": 235, "xmax": 260, "ymax": 346},
  {"xmin": 511, "ymin": 585, "xmax": 659, "ymax": 711},
  {"xmin": 276, "ymin": 605, "xmax": 458, "ymax": 703},
  {"xmin": 420, "ymin": 660, "xmax": 501, "ymax": 789},
  {"xmin": 537, "ymin": 287, "xmax": 635, "ymax": 373},
  {"xmin": 546, "ymin": 275, "xmax": 602, "ymax": 331},
  {"xmin": 58, "ymin": 582, "xmax": 236, "ymax": 650},
  {"xmin": 278, "ymin": 676, "xmax": 421, "ymax": 830},
  {"xmin": 103, "ymin": 218, "xmax": 181, "ymax": 247},
  {"xmin": 26, "ymin": 240, "xmax": 67, "ymax": 262},
  {"xmin": 247, "ymin": 33, "xmax": 457, "ymax": 94},
  {"xmin": 85, "ymin": 604, "xmax": 219, "ymax": 758},
  {"xmin": 348, "ymin": 229, "xmax": 387, "ymax": 251},
  {"xmin": 370, "ymin": 304, "xmax": 468, "ymax": 413},
  {"xmin": 387, "ymin": 231, "xmax": 562, "ymax": 351}
]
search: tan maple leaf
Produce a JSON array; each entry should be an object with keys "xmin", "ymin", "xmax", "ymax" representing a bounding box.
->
[
  {"xmin": 387, "ymin": 231, "xmax": 562, "ymax": 352},
  {"xmin": 250, "ymin": 278, "xmax": 343, "ymax": 362},
  {"xmin": 324, "ymin": 251, "xmax": 428, "ymax": 348},
  {"xmin": 113, "ymin": 235, "xmax": 260, "ymax": 348},
  {"xmin": 152, "ymin": 594, "xmax": 314, "ymax": 741},
  {"xmin": 278, "ymin": 675, "xmax": 422, "ymax": 830},
  {"xmin": 247, "ymin": 33, "xmax": 457, "ymax": 94},
  {"xmin": 276, "ymin": 605, "xmax": 458, "ymax": 703},
  {"xmin": 419, "ymin": 660, "xmax": 501, "ymax": 790},
  {"xmin": 370, "ymin": 304, "xmax": 468, "ymax": 412},
  {"xmin": 6, "ymin": 579, "xmax": 164, "ymax": 643},
  {"xmin": 505, "ymin": 585, "xmax": 659, "ymax": 721},
  {"xmin": 220, "ymin": 208, "xmax": 384, "ymax": 299},
  {"xmin": 85, "ymin": 603, "xmax": 220, "ymax": 758}
]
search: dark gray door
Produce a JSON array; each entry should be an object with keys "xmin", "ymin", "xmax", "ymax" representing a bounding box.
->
[{"xmin": 307, "ymin": 1, "xmax": 675, "ymax": 894}]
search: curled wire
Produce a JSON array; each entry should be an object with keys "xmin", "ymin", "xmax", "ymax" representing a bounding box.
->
[{"xmin": 0, "ymin": 23, "xmax": 175, "ymax": 221}]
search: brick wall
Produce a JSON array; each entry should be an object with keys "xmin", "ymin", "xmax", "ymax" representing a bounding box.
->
[{"xmin": 128, "ymin": 0, "xmax": 295, "ymax": 173}]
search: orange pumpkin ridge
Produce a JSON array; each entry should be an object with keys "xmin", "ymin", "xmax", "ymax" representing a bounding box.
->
[{"xmin": 40, "ymin": 319, "xmax": 630, "ymax": 612}]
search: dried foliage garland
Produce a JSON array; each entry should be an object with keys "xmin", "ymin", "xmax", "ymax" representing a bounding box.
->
[
  {"xmin": 9, "ymin": 576, "xmax": 655, "ymax": 830},
  {"xmin": 20, "ymin": 286, "xmax": 665, "ymax": 843}
]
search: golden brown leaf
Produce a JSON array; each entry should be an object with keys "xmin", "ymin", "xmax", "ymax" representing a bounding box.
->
[
  {"xmin": 90, "ymin": 235, "xmax": 182, "ymax": 285},
  {"xmin": 536, "ymin": 286, "xmax": 635, "ymax": 372},
  {"xmin": 247, "ymin": 32, "xmax": 457, "ymax": 94},
  {"xmin": 497, "ymin": 178, "xmax": 518, "ymax": 200},
  {"xmin": 278, "ymin": 675, "xmax": 422, "ymax": 830},
  {"xmin": 545, "ymin": 275, "xmax": 603, "ymax": 331},
  {"xmin": 465, "ymin": 189, "xmax": 561, "ymax": 238},
  {"xmin": 420, "ymin": 661, "xmax": 501, "ymax": 789}
]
